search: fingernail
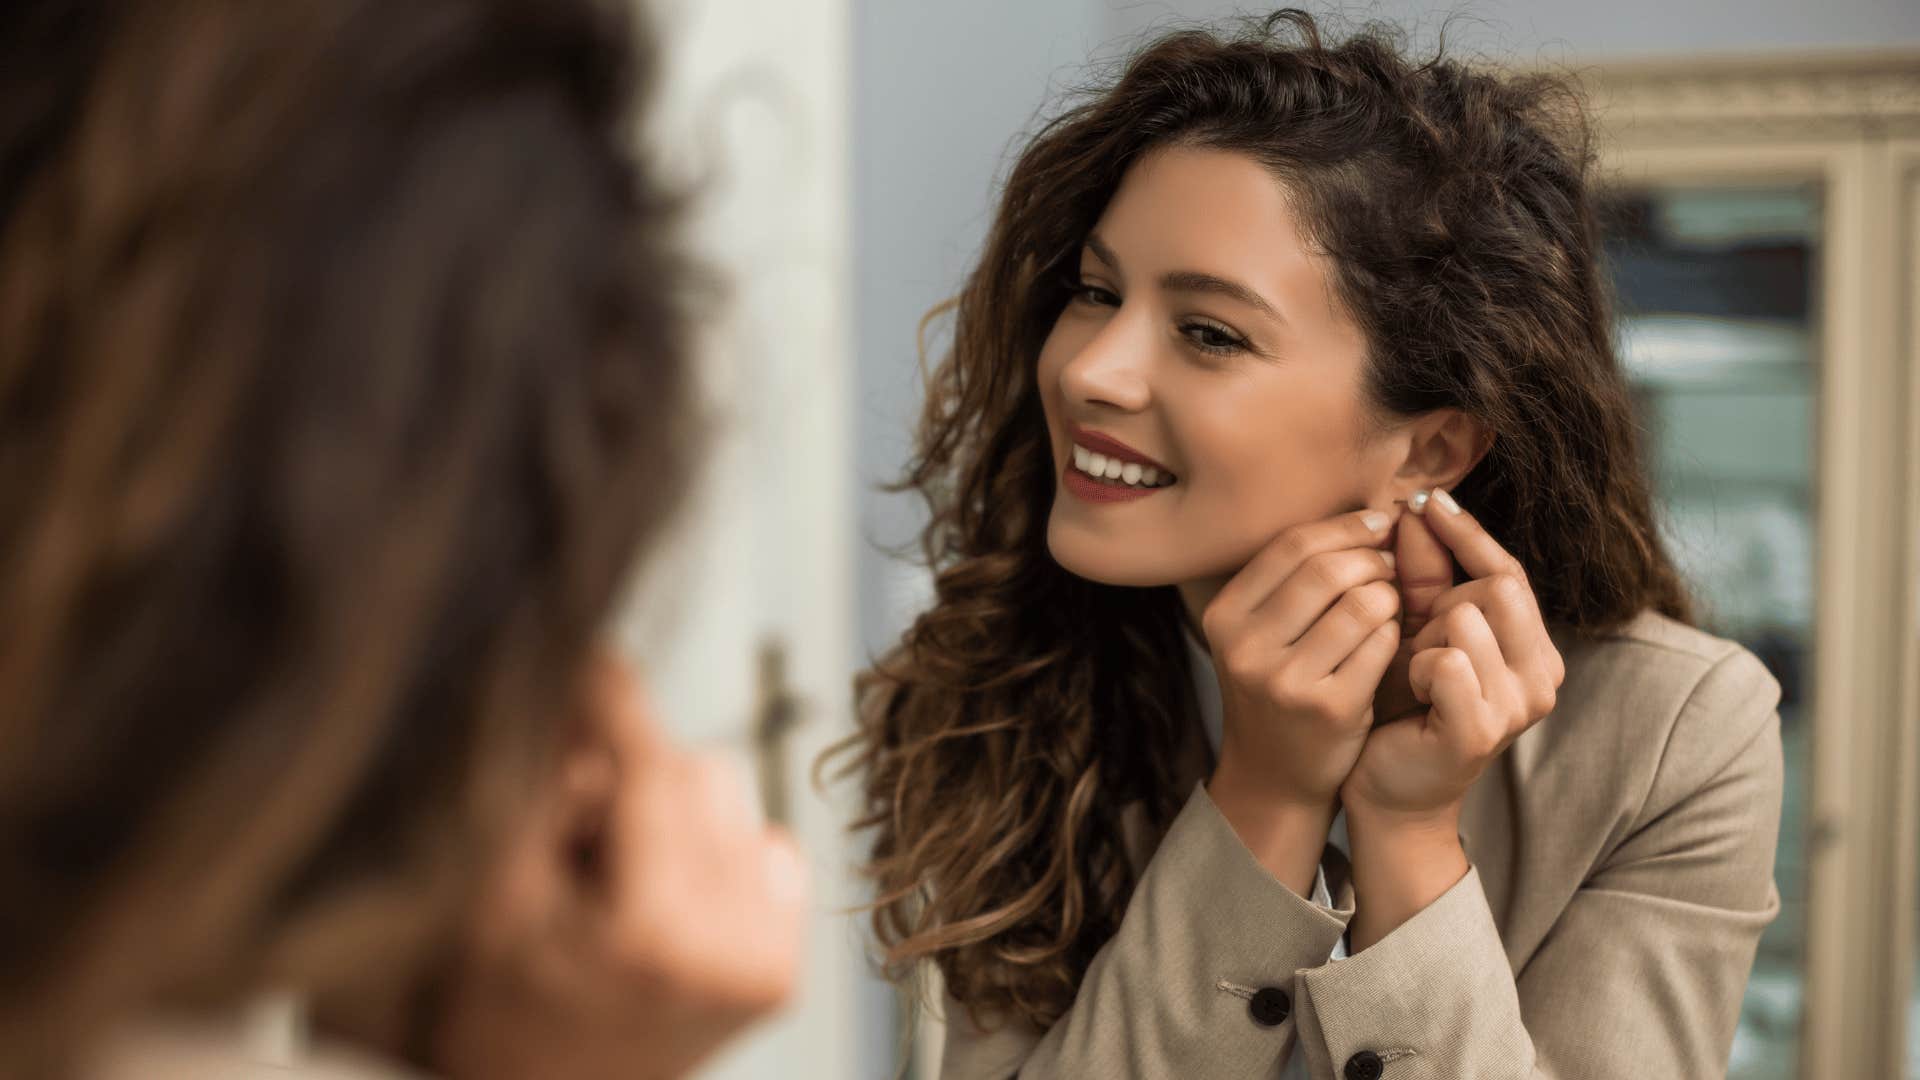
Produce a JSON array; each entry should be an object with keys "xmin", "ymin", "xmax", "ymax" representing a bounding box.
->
[
  {"xmin": 1361, "ymin": 510, "xmax": 1391, "ymax": 533},
  {"xmin": 763, "ymin": 834, "xmax": 808, "ymax": 906},
  {"xmin": 1408, "ymin": 490, "xmax": 1431, "ymax": 514},
  {"xmin": 1432, "ymin": 488, "xmax": 1461, "ymax": 514},
  {"xmin": 1380, "ymin": 551, "xmax": 1397, "ymax": 571},
  {"xmin": 713, "ymin": 748, "xmax": 764, "ymax": 828}
]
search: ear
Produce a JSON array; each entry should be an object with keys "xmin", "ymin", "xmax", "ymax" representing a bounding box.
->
[
  {"xmin": 466, "ymin": 653, "xmax": 638, "ymax": 944},
  {"xmin": 431, "ymin": 654, "xmax": 635, "ymax": 1073},
  {"xmin": 1384, "ymin": 408, "xmax": 1491, "ymax": 500},
  {"xmin": 547, "ymin": 654, "xmax": 654, "ymax": 896}
]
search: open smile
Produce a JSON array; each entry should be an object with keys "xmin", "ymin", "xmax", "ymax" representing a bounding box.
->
[{"xmin": 1062, "ymin": 425, "xmax": 1178, "ymax": 503}]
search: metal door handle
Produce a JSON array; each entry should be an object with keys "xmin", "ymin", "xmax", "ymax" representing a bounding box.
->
[{"xmin": 751, "ymin": 636, "xmax": 801, "ymax": 825}]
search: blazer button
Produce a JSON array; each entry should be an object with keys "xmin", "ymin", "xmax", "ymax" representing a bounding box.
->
[
  {"xmin": 1247, "ymin": 986, "xmax": 1290, "ymax": 1026},
  {"xmin": 1344, "ymin": 1050, "xmax": 1384, "ymax": 1080}
]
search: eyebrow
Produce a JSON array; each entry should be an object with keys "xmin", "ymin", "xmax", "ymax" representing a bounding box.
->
[{"xmin": 1084, "ymin": 233, "xmax": 1285, "ymax": 325}]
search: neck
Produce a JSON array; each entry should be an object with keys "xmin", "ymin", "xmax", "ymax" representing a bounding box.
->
[{"xmin": 1176, "ymin": 575, "xmax": 1231, "ymax": 638}]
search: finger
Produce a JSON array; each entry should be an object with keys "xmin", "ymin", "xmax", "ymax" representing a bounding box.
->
[
  {"xmin": 1288, "ymin": 578, "xmax": 1400, "ymax": 677},
  {"xmin": 1437, "ymin": 602, "xmax": 1508, "ymax": 696},
  {"xmin": 1205, "ymin": 506, "xmax": 1400, "ymax": 640},
  {"xmin": 1411, "ymin": 487, "xmax": 1527, "ymax": 584},
  {"xmin": 582, "ymin": 646, "xmax": 667, "ymax": 760},
  {"xmin": 1411, "ymin": 575, "xmax": 1563, "ymax": 716},
  {"xmin": 687, "ymin": 749, "xmax": 765, "ymax": 835},
  {"xmin": 1413, "ymin": 641, "xmax": 1482, "ymax": 703},
  {"xmin": 1410, "ymin": 647, "xmax": 1491, "ymax": 762},
  {"xmin": 1394, "ymin": 507, "xmax": 1454, "ymax": 639},
  {"xmin": 759, "ymin": 828, "xmax": 809, "ymax": 911},
  {"xmin": 729, "ymin": 827, "xmax": 809, "ymax": 1011},
  {"xmin": 1410, "ymin": 576, "xmax": 1538, "ymax": 660},
  {"xmin": 612, "ymin": 747, "xmax": 753, "ymax": 880},
  {"xmin": 1329, "ymin": 617, "xmax": 1401, "ymax": 704},
  {"xmin": 1250, "ymin": 547, "xmax": 1398, "ymax": 645},
  {"xmin": 1430, "ymin": 604, "xmax": 1536, "ymax": 759}
]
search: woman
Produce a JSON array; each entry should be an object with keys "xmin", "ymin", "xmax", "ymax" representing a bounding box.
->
[
  {"xmin": 0, "ymin": 1, "xmax": 801, "ymax": 1078},
  {"xmin": 841, "ymin": 12, "xmax": 1782, "ymax": 1079}
]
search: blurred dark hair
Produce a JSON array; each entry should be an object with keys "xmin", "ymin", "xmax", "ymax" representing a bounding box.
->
[
  {"xmin": 0, "ymin": 0, "xmax": 695, "ymax": 1072},
  {"xmin": 838, "ymin": 10, "xmax": 1692, "ymax": 1032}
]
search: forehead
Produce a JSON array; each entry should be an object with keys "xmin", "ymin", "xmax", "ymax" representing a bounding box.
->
[{"xmin": 1092, "ymin": 145, "xmax": 1338, "ymax": 323}]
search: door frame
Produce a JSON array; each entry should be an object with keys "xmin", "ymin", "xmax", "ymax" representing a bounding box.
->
[{"xmin": 618, "ymin": 0, "xmax": 863, "ymax": 1075}]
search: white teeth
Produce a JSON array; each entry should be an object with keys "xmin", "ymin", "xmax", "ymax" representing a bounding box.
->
[{"xmin": 1070, "ymin": 442, "xmax": 1176, "ymax": 488}]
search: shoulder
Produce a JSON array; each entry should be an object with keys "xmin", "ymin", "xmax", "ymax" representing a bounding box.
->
[
  {"xmin": 1551, "ymin": 608, "xmax": 1780, "ymax": 729},
  {"xmin": 1520, "ymin": 610, "xmax": 1782, "ymax": 816}
]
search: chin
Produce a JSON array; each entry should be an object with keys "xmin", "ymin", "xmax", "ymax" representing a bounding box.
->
[
  {"xmin": 1047, "ymin": 508, "xmax": 1262, "ymax": 591},
  {"xmin": 1045, "ymin": 517, "xmax": 1186, "ymax": 588}
]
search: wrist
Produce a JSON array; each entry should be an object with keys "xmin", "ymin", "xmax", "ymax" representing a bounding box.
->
[
  {"xmin": 1342, "ymin": 798, "xmax": 1463, "ymax": 840},
  {"xmin": 1344, "ymin": 807, "xmax": 1469, "ymax": 953},
  {"xmin": 1206, "ymin": 767, "xmax": 1336, "ymax": 898}
]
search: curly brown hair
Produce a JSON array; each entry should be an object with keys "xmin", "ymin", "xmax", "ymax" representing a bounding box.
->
[{"xmin": 835, "ymin": 10, "xmax": 1694, "ymax": 1033}]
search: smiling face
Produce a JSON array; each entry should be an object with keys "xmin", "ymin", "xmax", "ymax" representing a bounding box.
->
[{"xmin": 1040, "ymin": 145, "xmax": 1409, "ymax": 602}]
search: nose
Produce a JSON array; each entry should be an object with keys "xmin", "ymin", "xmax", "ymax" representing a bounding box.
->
[{"xmin": 1058, "ymin": 313, "xmax": 1152, "ymax": 413}]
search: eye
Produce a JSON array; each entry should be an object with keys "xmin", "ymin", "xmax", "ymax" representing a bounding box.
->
[
  {"xmin": 1181, "ymin": 318, "xmax": 1249, "ymax": 357},
  {"xmin": 1065, "ymin": 276, "xmax": 1119, "ymax": 308}
]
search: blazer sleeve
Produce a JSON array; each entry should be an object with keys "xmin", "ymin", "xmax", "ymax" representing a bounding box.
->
[
  {"xmin": 1289, "ymin": 646, "xmax": 1785, "ymax": 1080},
  {"xmin": 939, "ymin": 782, "xmax": 1355, "ymax": 1079}
]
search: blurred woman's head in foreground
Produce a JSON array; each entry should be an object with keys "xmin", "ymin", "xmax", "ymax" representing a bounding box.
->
[{"xmin": 0, "ymin": 2, "xmax": 799, "ymax": 1076}]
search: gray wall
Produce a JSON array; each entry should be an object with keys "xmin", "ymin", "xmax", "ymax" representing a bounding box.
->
[
  {"xmin": 852, "ymin": 0, "xmax": 1110, "ymax": 665},
  {"xmin": 1112, "ymin": 0, "xmax": 1920, "ymax": 59}
]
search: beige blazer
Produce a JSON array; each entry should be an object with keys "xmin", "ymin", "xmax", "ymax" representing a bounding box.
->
[{"xmin": 940, "ymin": 610, "xmax": 1785, "ymax": 1079}]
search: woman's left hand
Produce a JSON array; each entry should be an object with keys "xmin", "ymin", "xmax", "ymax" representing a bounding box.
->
[{"xmin": 1340, "ymin": 488, "xmax": 1566, "ymax": 823}]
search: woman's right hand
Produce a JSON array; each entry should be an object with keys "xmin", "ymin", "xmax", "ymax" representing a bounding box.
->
[
  {"xmin": 1200, "ymin": 507, "xmax": 1402, "ymax": 889},
  {"xmin": 436, "ymin": 655, "xmax": 806, "ymax": 1080}
]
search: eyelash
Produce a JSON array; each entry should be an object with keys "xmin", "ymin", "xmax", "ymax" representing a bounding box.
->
[{"xmin": 1065, "ymin": 277, "xmax": 1252, "ymax": 358}]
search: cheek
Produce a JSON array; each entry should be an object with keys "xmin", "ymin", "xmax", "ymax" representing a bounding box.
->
[
  {"xmin": 1180, "ymin": 375, "xmax": 1365, "ymax": 521},
  {"xmin": 1186, "ymin": 376, "xmax": 1328, "ymax": 467}
]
